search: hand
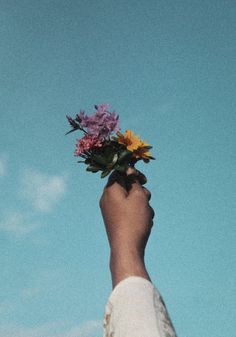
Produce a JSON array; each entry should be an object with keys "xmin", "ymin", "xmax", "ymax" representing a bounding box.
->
[{"xmin": 99, "ymin": 167, "xmax": 155, "ymax": 287}]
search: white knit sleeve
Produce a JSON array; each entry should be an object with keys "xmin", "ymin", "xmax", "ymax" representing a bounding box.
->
[{"xmin": 103, "ymin": 276, "xmax": 177, "ymax": 337}]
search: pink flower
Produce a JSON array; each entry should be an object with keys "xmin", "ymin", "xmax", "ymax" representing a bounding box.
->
[{"xmin": 74, "ymin": 134, "xmax": 103, "ymax": 156}]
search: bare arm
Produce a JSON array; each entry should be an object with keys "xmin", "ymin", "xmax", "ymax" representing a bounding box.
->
[{"xmin": 99, "ymin": 167, "xmax": 154, "ymax": 288}]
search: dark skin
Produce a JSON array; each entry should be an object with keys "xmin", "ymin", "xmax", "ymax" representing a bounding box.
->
[{"xmin": 100, "ymin": 167, "xmax": 155, "ymax": 288}]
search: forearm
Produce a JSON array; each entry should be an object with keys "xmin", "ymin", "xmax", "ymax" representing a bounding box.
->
[{"xmin": 110, "ymin": 247, "xmax": 151, "ymax": 288}]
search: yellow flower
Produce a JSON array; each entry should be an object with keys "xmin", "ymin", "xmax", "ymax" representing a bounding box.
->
[
  {"xmin": 116, "ymin": 130, "xmax": 154, "ymax": 160},
  {"xmin": 116, "ymin": 130, "xmax": 143, "ymax": 151},
  {"xmin": 132, "ymin": 145, "xmax": 153, "ymax": 160}
]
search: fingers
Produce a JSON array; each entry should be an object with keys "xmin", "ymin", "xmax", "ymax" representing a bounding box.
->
[
  {"xmin": 142, "ymin": 187, "xmax": 151, "ymax": 201},
  {"xmin": 149, "ymin": 207, "xmax": 155, "ymax": 231},
  {"xmin": 101, "ymin": 170, "xmax": 128, "ymax": 204},
  {"xmin": 103, "ymin": 167, "xmax": 147, "ymax": 196},
  {"xmin": 150, "ymin": 206, "xmax": 155, "ymax": 219},
  {"xmin": 126, "ymin": 167, "xmax": 150, "ymax": 200},
  {"xmin": 126, "ymin": 167, "xmax": 145, "ymax": 193},
  {"xmin": 106, "ymin": 170, "xmax": 127, "ymax": 190},
  {"xmin": 126, "ymin": 167, "xmax": 147, "ymax": 185},
  {"xmin": 100, "ymin": 167, "xmax": 150, "ymax": 205},
  {"xmin": 126, "ymin": 168, "xmax": 155, "ymax": 224}
]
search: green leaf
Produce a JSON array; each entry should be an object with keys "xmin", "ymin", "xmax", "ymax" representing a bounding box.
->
[
  {"xmin": 114, "ymin": 164, "xmax": 127, "ymax": 173},
  {"xmin": 92, "ymin": 154, "xmax": 108, "ymax": 166},
  {"xmin": 106, "ymin": 150, "xmax": 117, "ymax": 163},
  {"xmin": 101, "ymin": 170, "xmax": 111, "ymax": 178},
  {"xmin": 104, "ymin": 146, "xmax": 114, "ymax": 157},
  {"xmin": 117, "ymin": 150, "xmax": 132, "ymax": 164},
  {"xmin": 86, "ymin": 165, "xmax": 100, "ymax": 173},
  {"xmin": 111, "ymin": 153, "xmax": 118, "ymax": 166},
  {"xmin": 65, "ymin": 128, "xmax": 78, "ymax": 135}
]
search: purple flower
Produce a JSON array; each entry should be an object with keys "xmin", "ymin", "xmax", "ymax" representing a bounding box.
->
[
  {"xmin": 75, "ymin": 110, "xmax": 89, "ymax": 128},
  {"xmin": 76, "ymin": 104, "xmax": 120, "ymax": 140}
]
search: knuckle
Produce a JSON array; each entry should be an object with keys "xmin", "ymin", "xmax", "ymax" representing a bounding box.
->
[
  {"xmin": 133, "ymin": 188, "xmax": 144, "ymax": 197},
  {"xmin": 136, "ymin": 171, "xmax": 147, "ymax": 185},
  {"xmin": 149, "ymin": 206, "xmax": 155, "ymax": 219},
  {"xmin": 99, "ymin": 194, "xmax": 105, "ymax": 208},
  {"xmin": 143, "ymin": 187, "xmax": 151, "ymax": 200}
]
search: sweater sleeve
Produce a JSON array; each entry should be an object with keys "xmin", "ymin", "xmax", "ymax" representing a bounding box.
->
[{"xmin": 103, "ymin": 276, "xmax": 177, "ymax": 337}]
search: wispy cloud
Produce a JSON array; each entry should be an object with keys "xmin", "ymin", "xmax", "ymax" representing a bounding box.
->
[
  {"xmin": 20, "ymin": 287, "xmax": 40, "ymax": 300},
  {"xmin": 0, "ymin": 301, "xmax": 15, "ymax": 315},
  {"xmin": 0, "ymin": 212, "xmax": 39, "ymax": 238},
  {"xmin": 59, "ymin": 320, "xmax": 102, "ymax": 337},
  {"xmin": 0, "ymin": 320, "xmax": 102, "ymax": 337},
  {"xmin": 20, "ymin": 170, "xmax": 66, "ymax": 212},
  {"xmin": 0, "ymin": 322, "xmax": 63, "ymax": 337}
]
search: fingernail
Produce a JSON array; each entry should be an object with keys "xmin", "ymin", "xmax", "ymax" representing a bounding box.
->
[{"xmin": 127, "ymin": 167, "xmax": 136, "ymax": 175}]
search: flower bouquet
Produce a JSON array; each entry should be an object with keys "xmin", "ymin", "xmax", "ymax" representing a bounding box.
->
[{"xmin": 66, "ymin": 104, "xmax": 155, "ymax": 178}]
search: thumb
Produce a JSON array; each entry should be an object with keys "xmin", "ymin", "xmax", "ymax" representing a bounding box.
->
[
  {"xmin": 126, "ymin": 167, "xmax": 146, "ymax": 194},
  {"xmin": 126, "ymin": 167, "xmax": 147, "ymax": 185},
  {"xmin": 103, "ymin": 170, "xmax": 128, "ymax": 199}
]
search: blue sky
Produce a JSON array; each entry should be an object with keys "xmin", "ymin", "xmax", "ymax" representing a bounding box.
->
[{"xmin": 0, "ymin": 0, "xmax": 235, "ymax": 336}]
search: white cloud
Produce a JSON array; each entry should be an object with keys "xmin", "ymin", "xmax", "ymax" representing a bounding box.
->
[
  {"xmin": 20, "ymin": 287, "xmax": 40, "ymax": 300},
  {"xmin": 0, "ymin": 320, "xmax": 102, "ymax": 337},
  {"xmin": 60, "ymin": 320, "xmax": 102, "ymax": 337},
  {"xmin": 0, "ymin": 301, "xmax": 15, "ymax": 315},
  {"xmin": 20, "ymin": 170, "xmax": 66, "ymax": 212},
  {"xmin": 0, "ymin": 212, "xmax": 39, "ymax": 237},
  {"xmin": 0, "ymin": 322, "xmax": 63, "ymax": 337}
]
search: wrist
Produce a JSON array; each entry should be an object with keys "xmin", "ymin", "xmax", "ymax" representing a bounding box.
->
[
  {"xmin": 111, "ymin": 243, "xmax": 144, "ymax": 258},
  {"xmin": 109, "ymin": 248, "xmax": 150, "ymax": 288}
]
